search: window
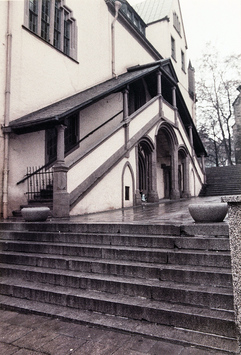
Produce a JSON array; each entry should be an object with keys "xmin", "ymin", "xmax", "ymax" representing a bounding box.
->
[
  {"xmin": 54, "ymin": 0, "xmax": 61, "ymax": 49},
  {"xmin": 120, "ymin": 4, "xmax": 146, "ymax": 35},
  {"xmin": 171, "ymin": 36, "xmax": 176, "ymax": 60},
  {"xmin": 46, "ymin": 113, "xmax": 79, "ymax": 164},
  {"xmin": 29, "ymin": 0, "xmax": 38, "ymax": 32},
  {"xmin": 125, "ymin": 186, "xmax": 130, "ymax": 201},
  {"xmin": 173, "ymin": 12, "xmax": 181, "ymax": 35},
  {"xmin": 25, "ymin": 0, "xmax": 77, "ymax": 60},
  {"xmin": 181, "ymin": 50, "xmax": 185, "ymax": 72},
  {"xmin": 41, "ymin": 0, "xmax": 50, "ymax": 41}
]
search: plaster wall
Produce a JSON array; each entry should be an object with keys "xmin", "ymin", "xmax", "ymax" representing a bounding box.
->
[
  {"xmin": 68, "ymin": 129, "xmax": 125, "ymax": 193},
  {"xmin": 145, "ymin": 0, "xmax": 193, "ymax": 118},
  {"xmin": 129, "ymin": 99, "xmax": 159, "ymax": 138},
  {"xmin": 162, "ymin": 101, "xmax": 175, "ymax": 124},
  {"xmin": 5, "ymin": 0, "xmax": 156, "ymax": 122},
  {"xmin": 0, "ymin": 1, "xmax": 8, "ymax": 126},
  {"xmin": 70, "ymin": 149, "xmax": 136, "ymax": 215},
  {"xmin": 7, "ymin": 130, "xmax": 45, "ymax": 213},
  {"xmin": 123, "ymin": 163, "xmax": 135, "ymax": 208},
  {"xmin": 65, "ymin": 93, "xmax": 123, "ymax": 167}
]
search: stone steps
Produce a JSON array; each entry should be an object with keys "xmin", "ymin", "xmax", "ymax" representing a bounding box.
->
[
  {"xmin": 201, "ymin": 165, "xmax": 241, "ymax": 196},
  {"xmin": 0, "ymin": 263, "xmax": 233, "ymax": 310},
  {"xmin": 0, "ymin": 221, "xmax": 238, "ymax": 352},
  {"xmin": 0, "ymin": 230, "xmax": 231, "ymax": 250},
  {"xmin": 0, "ymin": 295, "xmax": 236, "ymax": 354},
  {"xmin": 0, "ymin": 278, "xmax": 235, "ymax": 338},
  {"xmin": 0, "ymin": 240, "xmax": 232, "ymax": 267},
  {"xmin": 0, "ymin": 251, "xmax": 232, "ymax": 286}
]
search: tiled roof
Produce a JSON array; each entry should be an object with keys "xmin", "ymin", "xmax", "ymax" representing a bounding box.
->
[
  {"xmin": 134, "ymin": 0, "xmax": 173, "ymax": 24},
  {"xmin": 8, "ymin": 66, "xmax": 159, "ymax": 133}
]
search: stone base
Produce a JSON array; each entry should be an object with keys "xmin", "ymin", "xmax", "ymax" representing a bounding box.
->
[
  {"xmin": 188, "ymin": 203, "xmax": 228, "ymax": 223},
  {"xmin": 21, "ymin": 207, "xmax": 50, "ymax": 222},
  {"xmin": 53, "ymin": 191, "xmax": 70, "ymax": 218}
]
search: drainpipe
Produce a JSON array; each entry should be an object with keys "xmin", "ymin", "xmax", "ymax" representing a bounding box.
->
[
  {"xmin": 111, "ymin": 1, "xmax": 122, "ymax": 78},
  {"xmin": 2, "ymin": 0, "xmax": 12, "ymax": 219}
]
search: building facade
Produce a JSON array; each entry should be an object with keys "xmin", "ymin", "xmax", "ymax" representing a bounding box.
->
[
  {"xmin": 233, "ymin": 86, "xmax": 241, "ymax": 165},
  {"xmin": 0, "ymin": 0, "xmax": 206, "ymax": 218}
]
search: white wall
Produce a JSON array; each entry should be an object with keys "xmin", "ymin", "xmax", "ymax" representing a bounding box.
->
[{"xmin": 5, "ymin": 0, "xmax": 157, "ymax": 122}]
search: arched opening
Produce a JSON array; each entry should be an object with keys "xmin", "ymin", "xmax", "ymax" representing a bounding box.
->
[
  {"xmin": 156, "ymin": 123, "xmax": 179, "ymax": 199},
  {"xmin": 137, "ymin": 137, "xmax": 156, "ymax": 202},
  {"xmin": 178, "ymin": 149, "xmax": 185, "ymax": 198},
  {"xmin": 178, "ymin": 146, "xmax": 191, "ymax": 198},
  {"xmin": 122, "ymin": 162, "xmax": 135, "ymax": 208}
]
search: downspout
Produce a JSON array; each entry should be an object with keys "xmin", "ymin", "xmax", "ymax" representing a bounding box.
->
[
  {"xmin": 3, "ymin": 0, "xmax": 12, "ymax": 218},
  {"xmin": 111, "ymin": 1, "xmax": 122, "ymax": 78}
]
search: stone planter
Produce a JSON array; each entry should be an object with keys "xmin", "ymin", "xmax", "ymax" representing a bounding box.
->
[
  {"xmin": 21, "ymin": 207, "xmax": 50, "ymax": 222},
  {"xmin": 188, "ymin": 203, "xmax": 228, "ymax": 223}
]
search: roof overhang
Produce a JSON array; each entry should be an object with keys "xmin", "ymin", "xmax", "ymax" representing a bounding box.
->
[{"xmin": 4, "ymin": 66, "xmax": 159, "ymax": 135}]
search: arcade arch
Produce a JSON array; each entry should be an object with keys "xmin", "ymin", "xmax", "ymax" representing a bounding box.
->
[
  {"xmin": 156, "ymin": 123, "xmax": 179, "ymax": 199},
  {"xmin": 136, "ymin": 137, "xmax": 158, "ymax": 203}
]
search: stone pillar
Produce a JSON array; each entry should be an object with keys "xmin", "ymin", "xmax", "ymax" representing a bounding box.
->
[
  {"xmin": 188, "ymin": 125, "xmax": 194, "ymax": 156},
  {"xmin": 147, "ymin": 149, "xmax": 159, "ymax": 203},
  {"xmin": 171, "ymin": 146, "xmax": 179, "ymax": 199},
  {"xmin": 182, "ymin": 156, "xmax": 191, "ymax": 198},
  {"xmin": 157, "ymin": 70, "xmax": 163, "ymax": 116},
  {"xmin": 200, "ymin": 153, "xmax": 206, "ymax": 183},
  {"xmin": 221, "ymin": 195, "xmax": 241, "ymax": 350},
  {"xmin": 172, "ymin": 86, "xmax": 178, "ymax": 126},
  {"xmin": 53, "ymin": 125, "xmax": 70, "ymax": 218}
]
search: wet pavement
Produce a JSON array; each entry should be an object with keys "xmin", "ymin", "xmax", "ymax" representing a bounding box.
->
[
  {"xmin": 68, "ymin": 196, "xmax": 223, "ymax": 224},
  {"xmin": 0, "ymin": 196, "xmax": 229, "ymax": 354},
  {"xmin": 0, "ymin": 309, "xmax": 225, "ymax": 355}
]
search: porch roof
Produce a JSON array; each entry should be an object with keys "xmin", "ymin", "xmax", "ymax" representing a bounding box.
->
[{"xmin": 6, "ymin": 65, "xmax": 159, "ymax": 135}]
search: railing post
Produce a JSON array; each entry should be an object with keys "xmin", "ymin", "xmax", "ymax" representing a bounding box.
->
[
  {"xmin": 53, "ymin": 124, "xmax": 70, "ymax": 218},
  {"xmin": 222, "ymin": 195, "xmax": 241, "ymax": 350}
]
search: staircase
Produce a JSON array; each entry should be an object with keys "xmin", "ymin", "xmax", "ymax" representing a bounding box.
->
[
  {"xmin": 200, "ymin": 165, "xmax": 241, "ymax": 197},
  {"xmin": 0, "ymin": 221, "xmax": 238, "ymax": 353}
]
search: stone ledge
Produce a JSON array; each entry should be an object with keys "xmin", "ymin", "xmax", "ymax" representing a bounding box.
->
[{"xmin": 222, "ymin": 195, "xmax": 241, "ymax": 203}]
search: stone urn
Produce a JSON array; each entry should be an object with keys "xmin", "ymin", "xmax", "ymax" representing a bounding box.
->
[
  {"xmin": 21, "ymin": 207, "xmax": 50, "ymax": 222},
  {"xmin": 188, "ymin": 203, "xmax": 228, "ymax": 223}
]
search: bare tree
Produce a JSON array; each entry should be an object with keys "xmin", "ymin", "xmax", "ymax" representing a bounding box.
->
[{"xmin": 196, "ymin": 44, "xmax": 241, "ymax": 166}]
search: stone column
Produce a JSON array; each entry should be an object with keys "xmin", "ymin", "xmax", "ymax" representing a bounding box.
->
[
  {"xmin": 147, "ymin": 149, "xmax": 159, "ymax": 203},
  {"xmin": 172, "ymin": 86, "xmax": 178, "ymax": 126},
  {"xmin": 182, "ymin": 156, "xmax": 191, "ymax": 198},
  {"xmin": 171, "ymin": 146, "xmax": 179, "ymax": 199},
  {"xmin": 53, "ymin": 124, "xmax": 70, "ymax": 218},
  {"xmin": 200, "ymin": 153, "xmax": 206, "ymax": 183},
  {"xmin": 221, "ymin": 195, "xmax": 241, "ymax": 350},
  {"xmin": 157, "ymin": 70, "xmax": 163, "ymax": 116},
  {"xmin": 188, "ymin": 125, "xmax": 194, "ymax": 156}
]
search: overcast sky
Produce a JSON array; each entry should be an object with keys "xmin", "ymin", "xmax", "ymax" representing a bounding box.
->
[{"xmin": 129, "ymin": 0, "xmax": 241, "ymax": 67}]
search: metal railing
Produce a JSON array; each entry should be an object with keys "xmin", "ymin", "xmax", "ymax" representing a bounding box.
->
[{"xmin": 23, "ymin": 166, "xmax": 53, "ymax": 202}]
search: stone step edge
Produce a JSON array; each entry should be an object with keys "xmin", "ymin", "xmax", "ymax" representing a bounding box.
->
[
  {"xmin": 0, "ymin": 229, "xmax": 230, "ymax": 240},
  {"xmin": 0, "ymin": 240, "xmax": 232, "ymax": 255},
  {"xmin": 0, "ymin": 251, "xmax": 232, "ymax": 274},
  {"xmin": 0, "ymin": 223, "xmax": 181, "ymax": 235},
  {"xmin": 0, "ymin": 278, "xmax": 234, "ymax": 321},
  {"xmin": 0, "ymin": 263, "xmax": 233, "ymax": 296},
  {"xmin": 0, "ymin": 295, "xmax": 238, "ymax": 353},
  {"xmin": 0, "ymin": 222, "xmax": 230, "ymax": 237}
]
